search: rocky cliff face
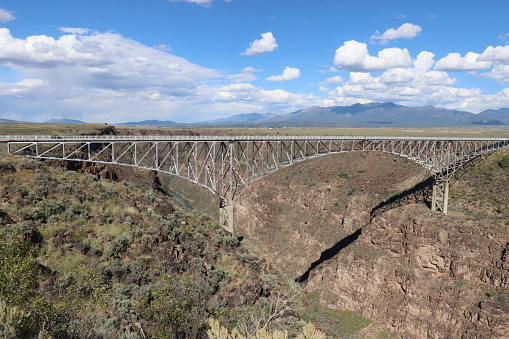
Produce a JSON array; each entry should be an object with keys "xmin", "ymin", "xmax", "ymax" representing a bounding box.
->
[
  {"xmin": 235, "ymin": 151, "xmax": 509, "ymax": 338},
  {"xmin": 49, "ymin": 159, "xmax": 170, "ymax": 194},
  {"xmin": 312, "ymin": 206, "xmax": 509, "ymax": 338}
]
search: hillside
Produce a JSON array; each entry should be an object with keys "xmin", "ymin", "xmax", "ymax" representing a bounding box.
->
[
  {"xmin": 260, "ymin": 102, "xmax": 493, "ymax": 127},
  {"xmin": 44, "ymin": 119, "xmax": 88, "ymax": 124},
  {"xmin": 0, "ymin": 151, "xmax": 337, "ymax": 338},
  {"xmin": 474, "ymin": 107, "xmax": 509, "ymax": 125},
  {"xmin": 0, "ymin": 118, "xmax": 21, "ymax": 123},
  {"xmin": 118, "ymin": 120, "xmax": 177, "ymax": 126},
  {"xmin": 204, "ymin": 113, "xmax": 278, "ymax": 124}
]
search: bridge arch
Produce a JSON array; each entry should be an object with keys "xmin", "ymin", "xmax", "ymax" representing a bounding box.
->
[{"xmin": 4, "ymin": 135, "xmax": 509, "ymax": 233}]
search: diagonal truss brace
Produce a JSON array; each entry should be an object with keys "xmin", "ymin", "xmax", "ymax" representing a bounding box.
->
[{"xmin": 6, "ymin": 136, "xmax": 509, "ymax": 230}]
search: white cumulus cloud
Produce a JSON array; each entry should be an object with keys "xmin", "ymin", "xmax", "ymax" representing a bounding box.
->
[
  {"xmin": 242, "ymin": 32, "xmax": 278, "ymax": 55},
  {"xmin": 213, "ymin": 83, "xmax": 256, "ymax": 101},
  {"xmin": 371, "ymin": 23, "xmax": 422, "ymax": 44},
  {"xmin": 327, "ymin": 50, "xmax": 469, "ymax": 109},
  {"xmin": 499, "ymin": 33, "xmax": 509, "ymax": 43},
  {"xmin": 0, "ymin": 78, "xmax": 49, "ymax": 96},
  {"xmin": 0, "ymin": 8, "xmax": 15, "ymax": 22},
  {"xmin": 0, "ymin": 28, "xmax": 224, "ymax": 122},
  {"xmin": 435, "ymin": 52, "xmax": 492, "ymax": 71},
  {"xmin": 168, "ymin": 0, "xmax": 213, "ymax": 6},
  {"xmin": 58, "ymin": 27, "xmax": 92, "ymax": 35},
  {"xmin": 319, "ymin": 76, "xmax": 344, "ymax": 86},
  {"xmin": 154, "ymin": 44, "xmax": 172, "ymax": 51},
  {"xmin": 477, "ymin": 44, "xmax": 509, "ymax": 83},
  {"xmin": 241, "ymin": 66, "xmax": 262, "ymax": 73},
  {"xmin": 212, "ymin": 82, "xmax": 322, "ymax": 112},
  {"xmin": 227, "ymin": 67, "xmax": 261, "ymax": 82},
  {"xmin": 379, "ymin": 67, "xmax": 417, "ymax": 84},
  {"xmin": 333, "ymin": 40, "xmax": 413, "ymax": 72},
  {"xmin": 478, "ymin": 45, "xmax": 509, "ymax": 64},
  {"xmin": 0, "ymin": 28, "xmax": 219, "ymax": 94},
  {"xmin": 266, "ymin": 66, "xmax": 301, "ymax": 81},
  {"xmin": 169, "ymin": 0, "xmax": 232, "ymax": 5},
  {"xmin": 482, "ymin": 64, "xmax": 509, "ymax": 83}
]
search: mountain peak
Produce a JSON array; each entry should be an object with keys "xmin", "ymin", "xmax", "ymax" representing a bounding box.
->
[
  {"xmin": 44, "ymin": 118, "xmax": 87, "ymax": 124},
  {"xmin": 119, "ymin": 120, "xmax": 177, "ymax": 126},
  {"xmin": 259, "ymin": 102, "xmax": 509, "ymax": 127},
  {"xmin": 375, "ymin": 102, "xmax": 399, "ymax": 109},
  {"xmin": 205, "ymin": 112, "xmax": 278, "ymax": 124},
  {"xmin": 332, "ymin": 102, "xmax": 379, "ymax": 115}
]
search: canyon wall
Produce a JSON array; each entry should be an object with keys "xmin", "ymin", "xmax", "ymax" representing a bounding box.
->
[{"xmin": 236, "ymin": 151, "xmax": 509, "ymax": 338}]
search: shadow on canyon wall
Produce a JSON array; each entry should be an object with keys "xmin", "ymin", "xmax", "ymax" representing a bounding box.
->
[{"xmin": 297, "ymin": 175, "xmax": 438, "ymax": 284}]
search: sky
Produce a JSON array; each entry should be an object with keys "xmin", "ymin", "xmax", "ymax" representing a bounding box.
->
[{"xmin": 0, "ymin": 0, "xmax": 509, "ymax": 123}]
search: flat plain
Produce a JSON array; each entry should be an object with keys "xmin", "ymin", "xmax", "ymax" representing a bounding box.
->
[{"xmin": 2, "ymin": 122, "xmax": 509, "ymax": 138}]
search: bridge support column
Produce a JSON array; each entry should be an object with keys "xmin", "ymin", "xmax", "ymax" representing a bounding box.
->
[
  {"xmin": 219, "ymin": 198, "xmax": 234, "ymax": 236},
  {"xmin": 431, "ymin": 178, "xmax": 449, "ymax": 214}
]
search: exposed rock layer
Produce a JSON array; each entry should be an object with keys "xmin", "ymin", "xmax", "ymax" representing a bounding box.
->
[{"xmin": 235, "ymin": 151, "xmax": 509, "ymax": 338}]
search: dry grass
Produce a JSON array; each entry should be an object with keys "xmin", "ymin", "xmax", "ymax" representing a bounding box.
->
[
  {"xmin": 1, "ymin": 122, "xmax": 509, "ymax": 138},
  {"xmin": 0, "ymin": 122, "xmax": 107, "ymax": 135},
  {"xmin": 205, "ymin": 126, "xmax": 509, "ymax": 138}
]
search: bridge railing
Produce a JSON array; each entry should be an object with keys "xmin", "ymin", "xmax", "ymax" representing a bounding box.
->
[{"xmin": 2, "ymin": 135, "xmax": 509, "ymax": 142}]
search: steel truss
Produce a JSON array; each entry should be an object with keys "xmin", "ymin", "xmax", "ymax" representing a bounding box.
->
[{"xmin": 5, "ymin": 135, "xmax": 509, "ymax": 233}]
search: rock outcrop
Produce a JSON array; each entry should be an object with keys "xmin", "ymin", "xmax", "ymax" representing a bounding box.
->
[{"xmin": 236, "ymin": 150, "xmax": 509, "ymax": 338}]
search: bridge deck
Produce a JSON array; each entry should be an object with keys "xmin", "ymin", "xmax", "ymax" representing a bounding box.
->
[{"xmin": 1, "ymin": 135, "xmax": 509, "ymax": 142}]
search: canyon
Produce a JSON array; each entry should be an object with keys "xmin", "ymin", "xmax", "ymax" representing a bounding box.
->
[
  {"xmin": 233, "ymin": 151, "xmax": 509, "ymax": 338},
  {"xmin": 39, "ymin": 144, "xmax": 509, "ymax": 337}
]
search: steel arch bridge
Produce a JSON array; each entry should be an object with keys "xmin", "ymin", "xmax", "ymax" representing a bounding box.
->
[{"xmin": 3, "ymin": 135, "xmax": 509, "ymax": 234}]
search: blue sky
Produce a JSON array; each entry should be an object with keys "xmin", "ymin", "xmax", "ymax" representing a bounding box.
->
[{"xmin": 0, "ymin": 0, "xmax": 509, "ymax": 123}]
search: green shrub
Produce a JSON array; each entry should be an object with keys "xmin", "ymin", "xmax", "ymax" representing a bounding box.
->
[
  {"xmin": 499, "ymin": 155, "xmax": 509, "ymax": 169},
  {"xmin": 105, "ymin": 236, "xmax": 130, "ymax": 259},
  {"xmin": 337, "ymin": 171, "xmax": 349, "ymax": 179},
  {"xmin": 36, "ymin": 173, "xmax": 55, "ymax": 198},
  {"xmin": 0, "ymin": 232, "xmax": 39, "ymax": 305},
  {"xmin": 18, "ymin": 159, "xmax": 42, "ymax": 170},
  {"xmin": 0, "ymin": 298, "xmax": 39, "ymax": 339},
  {"xmin": 0, "ymin": 222, "xmax": 43, "ymax": 245},
  {"xmin": 25, "ymin": 200, "xmax": 66, "ymax": 222},
  {"xmin": 222, "ymin": 235, "xmax": 239, "ymax": 248},
  {"xmin": 101, "ymin": 188, "xmax": 119, "ymax": 200},
  {"xmin": 210, "ymin": 268, "xmax": 229, "ymax": 291},
  {"xmin": 142, "ymin": 274, "xmax": 212, "ymax": 339},
  {"xmin": 240, "ymin": 253, "xmax": 260, "ymax": 267},
  {"xmin": 259, "ymin": 272, "xmax": 279, "ymax": 292},
  {"xmin": 109, "ymin": 283, "xmax": 146, "ymax": 322},
  {"xmin": 11, "ymin": 183, "xmax": 29, "ymax": 199}
]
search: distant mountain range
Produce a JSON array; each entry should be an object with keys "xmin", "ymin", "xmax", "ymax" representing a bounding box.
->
[
  {"xmin": 197, "ymin": 103, "xmax": 509, "ymax": 127},
  {"xmin": 0, "ymin": 118, "xmax": 20, "ymax": 123},
  {"xmin": 44, "ymin": 118, "xmax": 87, "ymax": 124},
  {"xmin": 2, "ymin": 103, "xmax": 509, "ymax": 127},
  {"xmin": 204, "ymin": 113, "xmax": 278, "ymax": 124},
  {"xmin": 118, "ymin": 120, "xmax": 177, "ymax": 126}
]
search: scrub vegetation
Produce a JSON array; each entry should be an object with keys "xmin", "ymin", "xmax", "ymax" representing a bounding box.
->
[{"xmin": 0, "ymin": 150, "xmax": 331, "ymax": 338}]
